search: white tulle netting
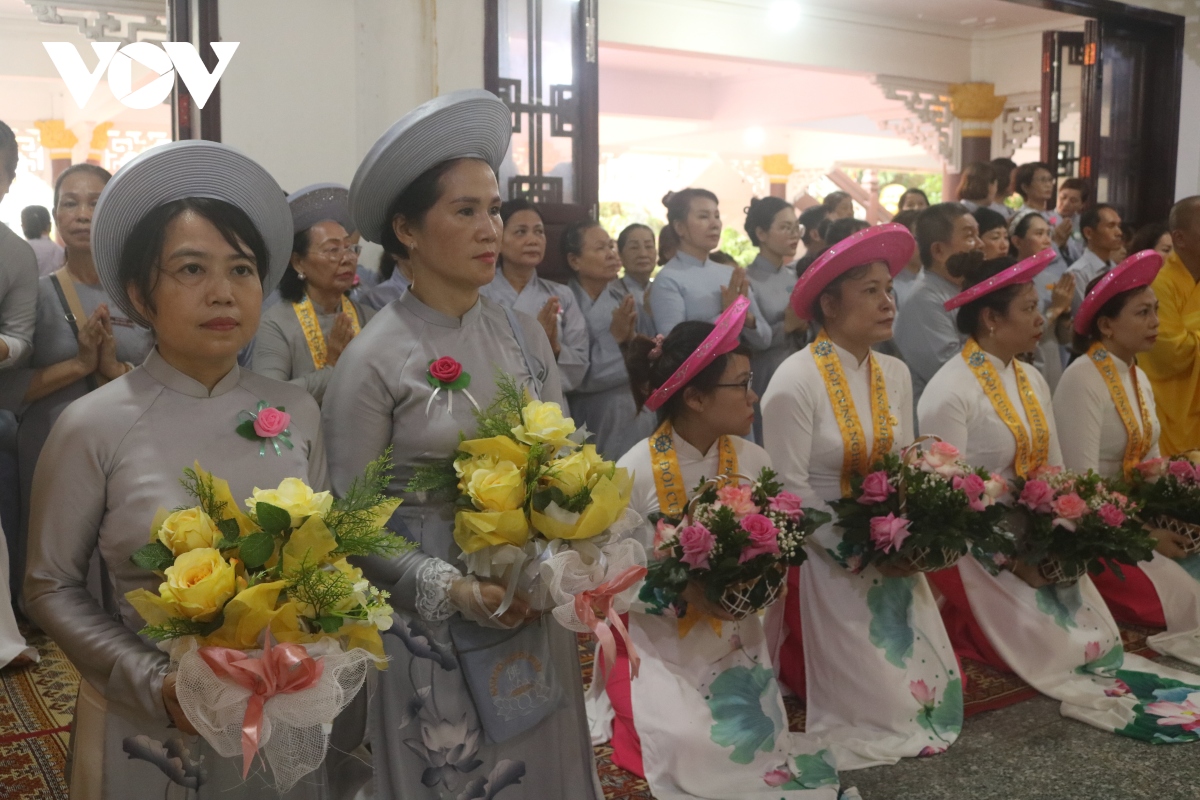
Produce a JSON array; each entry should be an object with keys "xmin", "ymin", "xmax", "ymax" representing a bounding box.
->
[
  {"xmin": 171, "ymin": 637, "xmax": 375, "ymax": 793},
  {"xmin": 459, "ymin": 507, "xmax": 650, "ymax": 624}
]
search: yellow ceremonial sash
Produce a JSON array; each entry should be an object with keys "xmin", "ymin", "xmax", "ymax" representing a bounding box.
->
[
  {"xmin": 292, "ymin": 295, "xmax": 361, "ymax": 370},
  {"xmin": 648, "ymin": 420, "xmax": 737, "ymax": 520},
  {"xmin": 1087, "ymin": 342, "xmax": 1154, "ymax": 478},
  {"xmin": 961, "ymin": 338, "xmax": 1051, "ymax": 478},
  {"xmin": 811, "ymin": 330, "xmax": 894, "ymax": 497}
]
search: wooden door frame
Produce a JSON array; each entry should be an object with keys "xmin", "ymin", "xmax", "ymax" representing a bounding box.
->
[{"xmin": 168, "ymin": 0, "xmax": 222, "ymax": 142}]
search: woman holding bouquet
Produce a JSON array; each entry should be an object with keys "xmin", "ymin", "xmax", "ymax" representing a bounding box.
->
[
  {"xmin": 919, "ymin": 250, "xmax": 1200, "ymax": 741},
  {"xmin": 23, "ymin": 142, "xmax": 344, "ymax": 797},
  {"xmin": 593, "ymin": 301, "xmax": 843, "ymax": 799},
  {"xmin": 760, "ymin": 224, "xmax": 965, "ymax": 769},
  {"xmin": 1055, "ymin": 251, "xmax": 1200, "ymax": 665},
  {"xmin": 322, "ymin": 91, "xmax": 601, "ymax": 799}
]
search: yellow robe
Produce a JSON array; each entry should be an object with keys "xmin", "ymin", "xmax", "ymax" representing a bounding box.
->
[{"xmin": 1140, "ymin": 250, "xmax": 1200, "ymax": 455}]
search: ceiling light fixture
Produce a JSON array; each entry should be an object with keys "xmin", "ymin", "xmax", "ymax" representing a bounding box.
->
[{"xmin": 766, "ymin": 1, "xmax": 802, "ymax": 32}]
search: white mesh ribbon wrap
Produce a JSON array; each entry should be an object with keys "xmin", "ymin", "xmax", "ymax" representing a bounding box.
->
[
  {"xmin": 171, "ymin": 637, "xmax": 374, "ymax": 793},
  {"xmin": 541, "ymin": 510, "xmax": 648, "ymax": 633}
]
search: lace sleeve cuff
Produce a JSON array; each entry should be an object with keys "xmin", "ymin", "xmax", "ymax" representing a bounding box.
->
[{"xmin": 414, "ymin": 558, "xmax": 462, "ymax": 622}]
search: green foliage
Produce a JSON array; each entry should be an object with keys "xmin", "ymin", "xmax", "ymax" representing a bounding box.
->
[
  {"xmin": 474, "ymin": 371, "xmax": 527, "ymax": 440},
  {"xmin": 255, "ymin": 502, "xmax": 292, "ymax": 536},
  {"xmin": 131, "ymin": 542, "xmax": 174, "ymax": 572},
  {"xmin": 707, "ymin": 664, "xmax": 781, "ymax": 764},
  {"xmin": 179, "ymin": 467, "xmax": 227, "ymax": 521},
  {"xmin": 140, "ymin": 614, "xmax": 224, "ymax": 642},
  {"xmin": 237, "ymin": 531, "xmax": 276, "ymax": 569},
  {"xmin": 717, "ymin": 227, "xmax": 755, "ymax": 267},
  {"xmin": 216, "ymin": 518, "xmax": 240, "ymax": 542},
  {"xmin": 286, "ymin": 557, "xmax": 355, "ymax": 621},
  {"xmin": 327, "ymin": 449, "xmax": 413, "ymax": 558},
  {"xmin": 1128, "ymin": 458, "xmax": 1200, "ymax": 526}
]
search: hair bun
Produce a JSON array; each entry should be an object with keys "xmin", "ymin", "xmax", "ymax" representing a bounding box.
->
[{"xmin": 662, "ymin": 190, "xmax": 676, "ymax": 208}]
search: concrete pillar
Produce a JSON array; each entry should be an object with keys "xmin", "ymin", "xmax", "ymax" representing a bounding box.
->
[
  {"xmin": 762, "ymin": 154, "xmax": 792, "ymax": 200},
  {"xmin": 947, "ymin": 82, "xmax": 1006, "ymax": 201}
]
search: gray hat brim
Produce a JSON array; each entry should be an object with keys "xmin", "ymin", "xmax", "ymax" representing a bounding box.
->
[
  {"xmin": 92, "ymin": 140, "xmax": 292, "ymax": 328},
  {"xmin": 288, "ymin": 183, "xmax": 354, "ymax": 235},
  {"xmin": 350, "ymin": 89, "xmax": 512, "ymax": 244}
]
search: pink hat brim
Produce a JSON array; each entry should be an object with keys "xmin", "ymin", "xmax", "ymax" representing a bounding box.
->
[
  {"xmin": 1073, "ymin": 249, "xmax": 1164, "ymax": 336},
  {"xmin": 644, "ymin": 295, "xmax": 750, "ymax": 412},
  {"xmin": 789, "ymin": 223, "xmax": 915, "ymax": 320},
  {"xmin": 943, "ymin": 248, "xmax": 1057, "ymax": 311}
]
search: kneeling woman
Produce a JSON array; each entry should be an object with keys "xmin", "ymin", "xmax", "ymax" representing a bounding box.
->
[
  {"xmin": 761, "ymin": 224, "xmax": 962, "ymax": 769},
  {"xmin": 919, "ymin": 250, "xmax": 1200, "ymax": 741},
  {"xmin": 603, "ymin": 298, "xmax": 841, "ymax": 799},
  {"xmin": 23, "ymin": 142, "xmax": 339, "ymax": 797},
  {"xmin": 1055, "ymin": 251, "xmax": 1200, "ymax": 666}
]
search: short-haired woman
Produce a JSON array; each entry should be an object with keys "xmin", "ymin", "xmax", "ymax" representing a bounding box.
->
[{"xmin": 252, "ymin": 184, "xmax": 373, "ymax": 405}]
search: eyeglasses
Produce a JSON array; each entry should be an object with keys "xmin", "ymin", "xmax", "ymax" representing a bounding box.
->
[
  {"xmin": 316, "ymin": 244, "xmax": 363, "ymax": 260},
  {"xmin": 714, "ymin": 372, "xmax": 754, "ymax": 395}
]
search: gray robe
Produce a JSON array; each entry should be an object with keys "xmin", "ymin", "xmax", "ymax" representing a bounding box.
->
[
  {"xmin": 566, "ymin": 278, "xmax": 656, "ymax": 462},
  {"xmin": 22, "ymin": 348, "xmax": 349, "ymax": 799},
  {"xmin": 746, "ymin": 254, "xmax": 800, "ymax": 442},
  {"xmin": 322, "ymin": 290, "xmax": 602, "ymax": 800},
  {"xmin": 0, "ymin": 223, "xmax": 38, "ymax": 372},
  {"xmin": 250, "ymin": 298, "xmax": 374, "ymax": 405},
  {"xmin": 4, "ymin": 275, "xmax": 154, "ymax": 600}
]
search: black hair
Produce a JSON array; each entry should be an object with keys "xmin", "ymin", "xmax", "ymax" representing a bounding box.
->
[
  {"xmin": 898, "ymin": 187, "xmax": 930, "ymax": 209},
  {"xmin": 1080, "ymin": 203, "xmax": 1116, "ymax": 238},
  {"xmin": 53, "ymin": 163, "xmax": 112, "ymax": 210},
  {"xmin": 1070, "ymin": 273, "xmax": 1153, "ymax": 354},
  {"xmin": 891, "ymin": 208, "xmax": 921, "ymax": 232},
  {"xmin": 561, "ymin": 218, "xmax": 603, "ymax": 266},
  {"xmin": 916, "ymin": 202, "xmax": 970, "ymax": 269},
  {"xmin": 1129, "ymin": 221, "xmax": 1170, "ymax": 255},
  {"xmin": 278, "ymin": 228, "xmax": 312, "ymax": 303},
  {"xmin": 658, "ymin": 224, "xmax": 680, "ymax": 266},
  {"xmin": 665, "ymin": 188, "xmax": 719, "ymax": 235},
  {"xmin": 378, "ymin": 249, "xmax": 397, "ymax": 281},
  {"xmin": 743, "ymin": 196, "xmax": 791, "ymax": 247},
  {"xmin": 21, "ymin": 205, "xmax": 51, "ymax": 239},
  {"xmin": 948, "ymin": 253, "xmax": 1025, "ymax": 338},
  {"xmin": 1058, "ymin": 177, "xmax": 1090, "ymax": 203},
  {"xmin": 1014, "ymin": 162, "xmax": 1052, "ymax": 201},
  {"xmin": 0, "ymin": 120, "xmax": 17, "ymax": 181},
  {"xmin": 991, "ymin": 157, "xmax": 1017, "ymax": 194},
  {"xmin": 118, "ymin": 197, "xmax": 269, "ymax": 321},
  {"xmin": 973, "ymin": 207, "xmax": 1008, "ymax": 237},
  {"xmin": 623, "ymin": 320, "xmax": 751, "ymax": 420},
  {"xmin": 380, "ymin": 157, "xmax": 479, "ymax": 259},
  {"xmin": 617, "ymin": 222, "xmax": 654, "ymax": 254},
  {"xmin": 500, "ymin": 197, "xmax": 543, "ymax": 227},
  {"xmin": 958, "ymin": 162, "xmax": 997, "ymax": 203},
  {"xmin": 824, "ymin": 218, "xmax": 869, "ymax": 247},
  {"xmin": 822, "ymin": 191, "xmax": 852, "ymax": 214},
  {"xmin": 798, "ymin": 206, "xmax": 828, "ymax": 246}
]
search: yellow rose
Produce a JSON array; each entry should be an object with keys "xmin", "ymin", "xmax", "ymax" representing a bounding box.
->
[
  {"xmin": 466, "ymin": 460, "xmax": 526, "ymax": 512},
  {"xmin": 512, "ymin": 400, "xmax": 576, "ymax": 451},
  {"xmin": 155, "ymin": 507, "xmax": 220, "ymax": 556},
  {"xmin": 158, "ymin": 548, "xmax": 237, "ymax": 621},
  {"xmin": 545, "ymin": 445, "xmax": 605, "ymax": 495},
  {"xmin": 455, "ymin": 453, "xmax": 498, "ymax": 494},
  {"xmin": 246, "ymin": 477, "xmax": 333, "ymax": 527}
]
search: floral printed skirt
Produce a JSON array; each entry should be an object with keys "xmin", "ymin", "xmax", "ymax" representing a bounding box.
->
[
  {"xmin": 619, "ymin": 610, "xmax": 844, "ymax": 800},
  {"xmin": 1091, "ymin": 553, "xmax": 1200, "ymax": 667}
]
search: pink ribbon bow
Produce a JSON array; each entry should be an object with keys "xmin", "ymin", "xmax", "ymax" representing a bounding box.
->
[
  {"xmin": 574, "ymin": 565, "xmax": 648, "ymax": 689},
  {"xmin": 198, "ymin": 634, "xmax": 325, "ymax": 778}
]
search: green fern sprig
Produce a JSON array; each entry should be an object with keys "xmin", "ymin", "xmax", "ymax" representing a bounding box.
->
[
  {"xmin": 178, "ymin": 467, "xmax": 228, "ymax": 520},
  {"xmin": 326, "ymin": 448, "xmax": 414, "ymax": 558},
  {"xmin": 139, "ymin": 615, "xmax": 223, "ymax": 642}
]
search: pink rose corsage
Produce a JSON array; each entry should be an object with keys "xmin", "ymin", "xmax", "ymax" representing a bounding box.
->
[
  {"xmin": 236, "ymin": 401, "xmax": 295, "ymax": 456},
  {"xmin": 424, "ymin": 356, "xmax": 479, "ymax": 416}
]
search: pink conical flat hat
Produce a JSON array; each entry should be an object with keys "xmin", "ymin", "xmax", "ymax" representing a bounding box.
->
[
  {"xmin": 944, "ymin": 248, "xmax": 1057, "ymax": 311},
  {"xmin": 644, "ymin": 295, "xmax": 750, "ymax": 412},
  {"xmin": 789, "ymin": 223, "xmax": 915, "ymax": 320},
  {"xmin": 1074, "ymin": 249, "xmax": 1164, "ymax": 336}
]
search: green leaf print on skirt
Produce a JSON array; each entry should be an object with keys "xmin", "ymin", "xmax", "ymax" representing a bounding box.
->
[
  {"xmin": 867, "ymin": 577, "xmax": 915, "ymax": 669},
  {"xmin": 1075, "ymin": 642, "xmax": 1124, "ymax": 676},
  {"xmin": 707, "ymin": 664, "xmax": 786, "ymax": 764},
  {"xmin": 777, "ymin": 750, "xmax": 839, "ymax": 791},
  {"xmin": 1110, "ymin": 671, "xmax": 1200, "ymax": 743},
  {"xmin": 914, "ymin": 677, "xmax": 964, "ymax": 742},
  {"xmin": 1035, "ymin": 584, "xmax": 1083, "ymax": 630}
]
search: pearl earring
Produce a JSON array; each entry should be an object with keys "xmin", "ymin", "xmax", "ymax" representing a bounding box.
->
[{"xmin": 297, "ymin": 272, "xmax": 306, "ymax": 280}]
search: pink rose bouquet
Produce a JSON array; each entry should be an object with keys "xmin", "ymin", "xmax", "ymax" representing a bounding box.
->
[
  {"xmin": 641, "ymin": 468, "xmax": 829, "ymax": 619},
  {"xmin": 1130, "ymin": 456, "xmax": 1200, "ymax": 555},
  {"xmin": 831, "ymin": 440, "xmax": 1011, "ymax": 573},
  {"xmin": 1012, "ymin": 468, "xmax": 1155, "ymax": 582}
]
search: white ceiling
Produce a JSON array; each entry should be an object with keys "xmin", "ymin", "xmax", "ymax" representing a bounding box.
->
[{"xmin": 737, "ymin": 0, "xmax": 1080, "ymax": 38}]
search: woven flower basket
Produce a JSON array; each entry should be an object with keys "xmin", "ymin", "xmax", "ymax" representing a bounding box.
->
[
  {"xmin": 719, "ymin": 566, "xmax": 786, "ymax": 620},
  {"xmin": 904, "ymin": 546, "xmax": 963, "ymax": 573},
  {"xmin": 1148, "ymin": 515, "xmax": 1200, "ymax": 556},
  {"xmin": 1038, "ymin": 558, "xmax": 1086, "ymax": 586}
]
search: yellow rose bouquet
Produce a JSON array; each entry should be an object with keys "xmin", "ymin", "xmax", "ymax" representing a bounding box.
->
[
  {"xmin": 409, "ymin": 374, "xmax": 648, "ymax": 665},
  {"xmin": 124, "ymin": 452, "xmax": 410, "ymax": 791}
]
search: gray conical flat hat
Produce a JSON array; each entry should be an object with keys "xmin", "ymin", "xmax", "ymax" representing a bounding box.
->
[
  {"xmin": 350, "ymin": 89, "xmax": 512, "ymax": 244},
  {"xmin": 288, "ymin": 183, "xmax": 354, "ymax": 235},
  {"xmin": 92, "ymin": 140, "xmax": 292, "ymax": 328}
]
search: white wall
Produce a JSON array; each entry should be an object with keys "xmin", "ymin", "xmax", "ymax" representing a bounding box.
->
[{"xmin": 218, "ymin": 0, "xmax": 484, "ymax": 193}]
